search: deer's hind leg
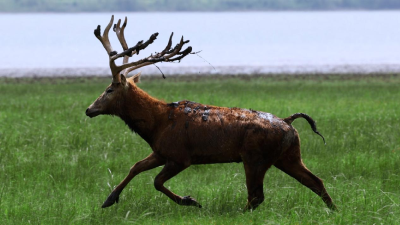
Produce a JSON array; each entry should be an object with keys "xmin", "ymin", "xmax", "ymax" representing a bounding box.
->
[{"xmin": 274, "ymin": 144, "xmax": 337, "ymax": 210}]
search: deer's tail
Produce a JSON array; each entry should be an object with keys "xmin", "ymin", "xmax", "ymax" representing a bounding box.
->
[{"xmin": 284, "ymin": 113, "xmax": 326, "ymax": 145}]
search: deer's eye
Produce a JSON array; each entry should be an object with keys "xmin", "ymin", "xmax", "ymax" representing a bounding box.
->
[{"xmin": 106, "ymin": 89, "xmax": 114, "ymax": 93}]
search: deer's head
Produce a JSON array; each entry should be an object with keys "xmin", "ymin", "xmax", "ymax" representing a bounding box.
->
[{"xmin": 86, "ymin": 15, "xmax": 192, "ymax": 118}]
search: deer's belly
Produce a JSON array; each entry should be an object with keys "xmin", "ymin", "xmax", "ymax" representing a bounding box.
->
[{"xmin": 190, "ymin": 152, "xmax": 243, "ymax": 164}]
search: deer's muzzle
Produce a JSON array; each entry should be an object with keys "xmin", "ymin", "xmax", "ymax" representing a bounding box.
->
[{"xmin": 86, "ymin": 107, "xmax": 101, "ymax": 118}]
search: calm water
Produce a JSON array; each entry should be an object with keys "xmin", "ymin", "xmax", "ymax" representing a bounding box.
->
[{"xmin": 1, "ymin": 11, "xmax": 400, "ymax": 76}]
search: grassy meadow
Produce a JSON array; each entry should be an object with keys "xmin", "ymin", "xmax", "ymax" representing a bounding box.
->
[{"xmin": 0, "ymin": 75, "xmax": 399, "ymax": 224}]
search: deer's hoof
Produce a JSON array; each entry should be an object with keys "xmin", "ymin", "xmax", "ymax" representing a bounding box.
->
[
  {"xmin": 328, "ymin": 202, "xmax": 338, "ymax": 211},
  {"xmin": 101, "ymin": 191, "xmax": 120, "ymax": 208},
  {"xmin": 181, "ymin": 196, "xmax": 202, "ymax": 208},
  {"xmin": 243, "ymin": 200, "xmax": 261, "ymax": 211}
]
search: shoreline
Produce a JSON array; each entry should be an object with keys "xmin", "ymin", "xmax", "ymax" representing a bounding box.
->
[
  {"xmin": 2, "ymin": 71, "xmax": 399, "ymax": 84},
  {"xmin": 2, "ymin": 64, "xmax": 400, "ymax": 78}
]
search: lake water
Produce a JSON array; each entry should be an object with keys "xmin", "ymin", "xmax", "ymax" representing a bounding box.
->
[{"xmin": 1, "ymin": 11, "xmax": 400, "ymax": 77}]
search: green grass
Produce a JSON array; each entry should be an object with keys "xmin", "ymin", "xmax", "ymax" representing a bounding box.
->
[{"xmin": 0, "ymin": 75, "xmax": 399, "ymax": 224}]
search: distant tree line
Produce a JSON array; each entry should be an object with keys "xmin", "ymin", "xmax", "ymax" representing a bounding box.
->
[{"xmin": 1, "ymin": 0, "xmax": 400, "ymax": 12}]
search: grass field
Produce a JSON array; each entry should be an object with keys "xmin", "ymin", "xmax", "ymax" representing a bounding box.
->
[{"xmin": 0, "ymin": 75, "xmax": 399, "ymax": 224}]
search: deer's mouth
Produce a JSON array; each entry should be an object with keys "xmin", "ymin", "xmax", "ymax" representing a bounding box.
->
[{"xmin": 86, "ymin": 107, "xmax": 101, "ymax": 118}]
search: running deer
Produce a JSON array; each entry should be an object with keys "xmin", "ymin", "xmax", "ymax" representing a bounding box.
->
[{"xmin": 86, "ymin": 15, "xmax": 336, "ymax": 211}]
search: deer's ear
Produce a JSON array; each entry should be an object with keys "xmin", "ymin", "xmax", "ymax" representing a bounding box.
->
[
  {"xmin": 120, "ymin": 73, "xmax": 127, "ymax": 86},
  {"xmin": 127, "ymin": 72, "xmax": 141, "ymax": 84}
]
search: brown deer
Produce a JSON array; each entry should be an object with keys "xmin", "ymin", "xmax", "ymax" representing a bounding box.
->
[{"xmin": 86, "ymin": 15, "xmax": 337, "ymax": 211}]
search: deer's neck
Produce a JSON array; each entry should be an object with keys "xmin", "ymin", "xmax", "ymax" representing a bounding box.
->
[{"xmin": 119, "ymin": 85, "xmax": 167, "ymax": 145}]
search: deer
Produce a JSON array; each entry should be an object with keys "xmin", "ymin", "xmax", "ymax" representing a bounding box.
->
[{"xmin": 85, "ymin": 15, "xmax": 337, "ymax": 211}]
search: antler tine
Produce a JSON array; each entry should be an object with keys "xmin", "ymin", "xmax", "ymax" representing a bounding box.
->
[
  {"xmin": 94, "ymin": 15, "xmax": 115, "ymax": 55},
  {"xmin": 116, "ymin": 34, "xmax": 186, "ymax": 70},
  {"xmin": 169, "ymin": 46, "xmax": 193, "ymax": 61},
  {"xmin": 114, "ymin": 17, "xmax": 130, "ymax": 77},
  {"xmin": 110, "ymin": 32, "xmax": 159, "ymax": 77},
  {"xmin": 135, "ymin": 33, "xmax": 158, "ymax": 55},
  {"xmin": 124, "ymin": 45, "xmax": 193, "ymax": 75},
  {"xmin": 157, "ymin": 32, "xmax": 174, "ymax": 57},
  {"xmin": 110, "ymin": 31, "xmax": 159, "ymax": 78},
  {"xmin": 114, "ymin": 17, "xmax": 129, "ymax": 51},
  {"xmin": 164, "ymin": 36, "xmax": 186, "ymax": 60},
  {"xmin": 123, "ymin": 35, "xmax": 192, "ymax": 76},
  {"xmin": 122, "ymin": 32, "xmax": 173, "ymax": 76},
  {"xmin": 94, "ymin": 15, "xmax": 122, "ymax": 83}
]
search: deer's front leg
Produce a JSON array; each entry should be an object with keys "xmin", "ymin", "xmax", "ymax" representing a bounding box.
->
[
  {"xmin": 154, "ymin": 161, "xmax": 202, "ymax": 208},
  {"xmin": 102, "ymin": 152, "xmax": 165, "ymax": 208}
]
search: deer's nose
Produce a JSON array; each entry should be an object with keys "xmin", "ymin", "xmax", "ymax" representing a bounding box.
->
[{"xmin": 85, "ymin": 107, "xmax": 93, "ymax": 117}]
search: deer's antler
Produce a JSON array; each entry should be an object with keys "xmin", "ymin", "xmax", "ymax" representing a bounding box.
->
[
  {"xmin": 113, "ymin": 17, "xmax": 129, "ymax": 76},
  {"xmin": 94, "ymin": 15, "xmax": 193, "ymax": 83}
]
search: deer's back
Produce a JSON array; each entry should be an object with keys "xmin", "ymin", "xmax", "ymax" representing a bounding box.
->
[{"xmin": 153, "ymin": 101, "xmax": 297, "ymax": 164}]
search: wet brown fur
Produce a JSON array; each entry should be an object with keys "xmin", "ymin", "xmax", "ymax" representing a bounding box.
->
[{"xmin": 86, "ymin": 77, "xmax": 336, "ymax": 210}]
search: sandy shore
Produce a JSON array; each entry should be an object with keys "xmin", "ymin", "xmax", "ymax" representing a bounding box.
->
[{"xmin": 2, "ymin": 64, "xmax": 400, "ymax": 78}]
